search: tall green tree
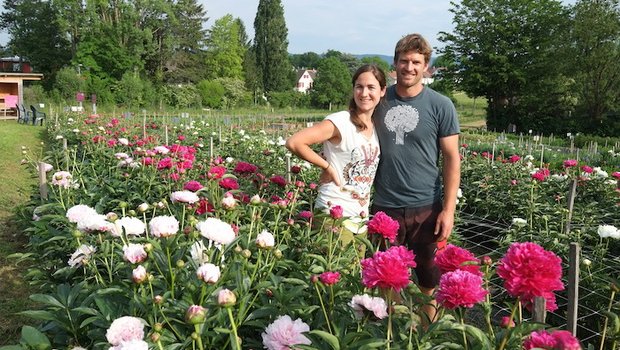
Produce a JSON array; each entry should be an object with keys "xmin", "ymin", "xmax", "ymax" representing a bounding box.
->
[
  {"xmin": 253, "ymin": 0, "xmax": 291, "ymax": 92},
  {"xmin": 290, "ymin": 51, "xmax": 321, "ymax": 69},
  {"xmin": 163, "ymin": 0, "xmax": 208, "ymax": 83},
  {"xmin": 204, "ymin": 15, "xmax": 246, "ymax": 80},
  {"xmin": 360, "ymin": 56, "xmax": 390, "ymax": 74},
  {"xmin": 311, "ymin": 56, "xmax": 351, "ymax": 110},
  {"xmin": 0, "ymin": 0, "xmax": 71, "ymax": 83},
  {"xmin": 439, "ymin": 0, "xmax": 573, "ymax": 132},
  {"xmin": 570, "ymin": 0, "xmax": 620, "ymax": 135}
]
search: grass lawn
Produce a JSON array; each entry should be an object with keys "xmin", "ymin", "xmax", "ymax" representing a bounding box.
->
[
  {"xmin": 0, "ymin": 120, "xmax": 45, "ymax": 345},
  {"xmin": 453, "ymin": 91, "xmax": 487, "ymax": 128}
]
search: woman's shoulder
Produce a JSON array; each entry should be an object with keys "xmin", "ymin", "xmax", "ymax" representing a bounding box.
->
[{"xmin": 324, "ymin": 110, "xmax": 351, "ymax": 122}]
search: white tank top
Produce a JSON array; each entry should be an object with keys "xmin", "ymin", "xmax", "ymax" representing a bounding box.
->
[{"xmin": 315, "ymin": 111, "xmax": 380, "ymax": 217}]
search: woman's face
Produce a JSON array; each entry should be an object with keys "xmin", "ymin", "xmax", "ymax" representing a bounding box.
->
[{"xmin": 353, "ymin": 71, "xmax": 386, "ymax": 113}]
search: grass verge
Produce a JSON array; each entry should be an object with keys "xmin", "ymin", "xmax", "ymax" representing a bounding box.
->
[{"xmin": 0, "ymin": 120, "xmax": 45, "ymax": 345}]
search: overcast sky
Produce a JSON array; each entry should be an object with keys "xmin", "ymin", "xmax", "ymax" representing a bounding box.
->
[{"xmin": 1, "ymin": 0, "xmax": 576, "ymax": 57}]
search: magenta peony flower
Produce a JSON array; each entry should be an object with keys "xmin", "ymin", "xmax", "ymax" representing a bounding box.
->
[
  {"xmin": 156, "ymin": 157, "xmax": 173, "ymax": 170},
  {"xmin": 496, "ymin": 242, "xmax": 564, "ymax": 311},
  {"xmin": 207, "ymin": 165, "xmax": 227, "ymax": 179},
  {"xmin": 508, "ymin": 155, "xmax": 521, "ymax": 163},
  {"xmin": 219, "ymin": 177, "xmax": 239, "ymax": 190},
  {"xmin": 183, "ymin": 180, "xmax": 203, "ymax": 191},
  {"xmin": 436, "ymin": 270, "xmax": 488, "ymax": 309},
  {"xmin": 581, "ymin": 165, "xmax": 593, "ymax": 174},
  {"xmin": 523, "ymin": 330, "xmax": 557, "ymax": 349},
  {"xmin": 552, "ymin": 330, "xmax": 582, "ymax": 350},
  {"xmin": 563, "ymin": 159, "xmax": 578, "ymax": 168},
  {"xmin": 298, "ymin": 211, "xmax": 313, "ymax": 221},
  {"xmin": 361, "ymin": 246, "xmax": 416, "ymax": 292},
  {"xmin": 434, "ymin": 244, "xmax": 481, "ymax": 276},
  {"xmin": 367, "ymin": 211, "xmax": 399, "ymax": 243},
  {"xmin": 234, "ymin": 161, "xmax": 258, "ymax": 174},
  {"xmin": 319, "ymin": 271, "xmax": 341, "ymax": 285},
  {"xmin": 612, "ymin": 171, "xmax": 620, "ymax": 179},
  {"xmin": 531, "ymin": 168, "xmax": 550, "ymax": 182},
  {"xmin": 262, "ymin": 315, "xmax": 311, "ymax": 350},
  {"xmin": 106, "ymin": 316, "xmax": 144, "ymax": 346},
  {"xmin": 329, "ymin": 205, "xmax": 344, "ymax": 219},
  {"xmin": 270, "ymin": 175, "xmax": 287, "ymax": 188}
]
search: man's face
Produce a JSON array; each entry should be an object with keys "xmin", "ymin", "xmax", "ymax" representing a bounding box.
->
[{"xmin": 394, "ymin": 51, "xmax": 428, "ymax": 89}]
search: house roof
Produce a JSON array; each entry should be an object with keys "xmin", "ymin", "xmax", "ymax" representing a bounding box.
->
[{"xmin": 295, "ymin": 69, "xmax": 317, "ymax": 81}]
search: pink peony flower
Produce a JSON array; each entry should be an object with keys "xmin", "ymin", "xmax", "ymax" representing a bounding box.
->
[
  {"xmin": 329, "ymin": 205, "xmax": 344, "ymax": 219},
  {"xmin": 290, "ymin": 165, "xmax": 302, "ymax": 174},
  {"xmin": 581, "ymin": 165, "xmax": 593, "ymax": 174},
  {"xmin": 66, "ymin": 204, "xmax": 98, "ymax": 223},
  {"xmin": 122, "ymin": 243, "xmax": 147, "ymax": 264},
  {"xmin": 298, "ymin": 211, "xmax": 313, "ymax": 221},
  {"xmin": 132, "ymin": 265, "xmax": 147, "ymax": 284},
  {"xmin": 563, "ymin": 159, "xmax": 578, "ymax": 168},
  {"xmin": 262, "ymin": 315, "xmax": 311, "ymax": 350},
  {"xmin": 531, "ymin": 168, "xmax": 550, "ymax": 182},
  {"xmin": 508, "ymin": 155, "xmax": 521, "ymax": 163},
  {"xmin": 196, "ymin": 218, "xmax": 236, "ymax": 245},
  {"xmin": 106, "ymin": 316, "xmax": 144, "ymax": 346},
  {"xmin": 156, "ymin": 157, "xmax": 173, "ymax": 170},
  {"xmin": 496, "ymin": 242, "xmax": 564, "ymax": 311},
  {"xmin": 319, "ymin": 271, "xmax": 341, "ymax": 285},
  {"xmin": 612, "ymin": 171, "xmax": 620, "ymax": 179},
  {"xmin": 195, "ymin": 198, "xmax": 214, "ymax": 215},
  {"xmin": 219, "ymin": 177, "xmax": 239, "ymax": 190},
  {"xmin": 349, "ymin": 294, "xmax": 388, "ymax": 319},
  {"xmin": 434, "ymin": 244, "xmax": 481, "ymax": 276},
  {"xmin": 196, "ymin": 263, "xmax": 221, "ymax": 283},
  {"xmin": 183, "ymin": 180, "xmax": 203, "ymax": 191},
  {"xmin": 170, "ymin": 190, "xmax": 200, "ymax": 204},
  {"xmin": 109, "ymin": 339, "xmax": 149, "ymax": 350},
  {"xmin": 51, "ymin": 171, "xmax": 76, "ymax": 189},
  {"xmin": 361, "ymin": 246, "xmax": 416, "ymax": 292},
  {"xmin": 552, "ymin": 330, "xmax": 582, "ymax": 350},
  {"xmin": 500, "ymin": 316, "xmax": 515, "ymax": 328},
  {"xmin": 149, "ymin": 216, "xmax": 179, "ymax": 238},
  {"xmin": 68, "ymin": 244, "xmax": 96, "ymax": 267},
  {"xmin": 367, "ymin": 211, "xmax": 399, "ymax": 243},
  {"xmin": 436, "ymin": 270, "xmax": 488, "ymax": 309}
]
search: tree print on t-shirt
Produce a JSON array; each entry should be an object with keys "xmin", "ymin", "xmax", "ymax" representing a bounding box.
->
[
  {"xmin": 385, "ymin": 105, "xmax": 419, "ymax": 145},
  {"xmin": 342, "ymin": 143, "xmax": 379, "ymax": 206}
]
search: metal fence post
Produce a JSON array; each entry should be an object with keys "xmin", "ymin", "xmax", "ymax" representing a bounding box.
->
[{"xmin": 567, "ymin": 242, "xmax": 580, "ymax": 335}]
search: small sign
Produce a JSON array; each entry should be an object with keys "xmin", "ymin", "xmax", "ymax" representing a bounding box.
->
[
  {"xmin": 91, "ymin": 94, "xmax": 97, "ymax": 104},
  {"xmin": 76, "ymin": 92, "xmax": 85, "ymax": 102}
]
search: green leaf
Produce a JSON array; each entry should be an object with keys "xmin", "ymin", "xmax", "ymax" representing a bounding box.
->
[
  {"xmin": 29, "ymin": 294, "xmax": 65, "ymax": 309},
  {"xmin": 308, "ymin": 330, "xmax": 340, "ymax": 350},
  {"xmin": 0, "ymin": 346, "xmax": 24, "ymax": 350},
  {"xmin": 20, "ymin": 326, "xmax": 51, "ymax": 350},
  {"xmin": 17, "ymin": 310, "xmax": 57, "ymax": 321}
]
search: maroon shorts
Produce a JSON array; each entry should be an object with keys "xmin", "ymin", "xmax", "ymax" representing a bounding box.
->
[{"xmin": 370, "ymin": 202, "xmax": 442, "ymax": 289}]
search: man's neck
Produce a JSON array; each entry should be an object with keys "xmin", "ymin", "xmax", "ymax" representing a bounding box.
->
[{"xmin": 395, "ymin": 84, "xmax": 424, "ymax": 98}]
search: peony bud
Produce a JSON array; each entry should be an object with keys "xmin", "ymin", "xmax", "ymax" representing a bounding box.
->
[
  {"xmin": 274, "ymin": 249, "xmax": 283, "ymax": 259},
  {"xmin": 153, "ymin": 323, "xmax": 163, "ymax": 332},
  {"xmin": 250, "ymin": 194, "xmax": 262, "ymax": 205},
  {"xmin": 153, "ymin": 295, "xmax": 163, "ymax": 304},
  {"xmin": 176, "ymin": 260, "xmax": 185, "ymax": 268},
  {"xmin": 185, "ymin": 305, "xmax": 207, "ymax": 324},
  {"xmin": 500, "ymin": 316, "xmax": 515, "ymax": 328},
  {"xmin": 132, "ymin": 265, "xmax": 147, "ymax": 284},
  {"xmin": 482, "ymin": 256, "xmax": 493, "ymax": 266},
  {"xmin": 329, "ymin": 205, "xmax": 343, "ymax": 219},
  {"xmin": 217, "ymin": 288, "xmax": 237, "ymax": 307},
  {"xmin": 138, "ymin": 203, "xmax": 149, "ymax": 213},
  {"xmin": 242, "ymin": 249, "xmax": 252, "ymax": 258}
]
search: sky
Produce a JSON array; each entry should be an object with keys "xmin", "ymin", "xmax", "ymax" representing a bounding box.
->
[{"xmin": 1, "ymin": 0, "xmax": 576, "ymax": 58}]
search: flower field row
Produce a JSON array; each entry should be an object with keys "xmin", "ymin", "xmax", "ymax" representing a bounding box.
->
[{"xmin": 7, "ymin": 113, "xmax": 619, "ymax": 350}]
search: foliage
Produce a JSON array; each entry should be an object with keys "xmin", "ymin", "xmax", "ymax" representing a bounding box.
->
[
  {"xmin": 267, "ymin": 91, "xmax": 311, "ymax": 109},
  {"xmin": 52, "ymin": 67, "xmax": 87, "ymax": 102},
  {"xmin": 204, "ymin": 14, "xmax": 247, "ymax": 81},
  {"xmin": 290, "ymin": 52, "xmax": 322, "ymax": 69},
  {"xmin": 360, "ymin": 56, "xmax": 391, "ymax": 75},
  {"xmin": 569, "ymin": 0, "xmax": 620, "ymax": 136},
  {"xmin": 439, "ymin": 0, "xmax": 574, "ymax": 133},
  {"xmin": 161, "ymin": 84, "xmax": 200, "ymax": 109},
  {"xmin": 310, "ymin": 57, "xmax": 351, "ymax": 110},
  {"xmin": 253, "ymin": 0, "xmax": 292, "ymax": 93},
  {"xmin": 196, "ymin": 80, "xmax": 225, "ymax": 109}
]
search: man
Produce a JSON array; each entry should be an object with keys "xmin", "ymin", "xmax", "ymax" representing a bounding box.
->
[{"xmin": 371, "ymin": 33, "xmax": 461, "ymax": 325}]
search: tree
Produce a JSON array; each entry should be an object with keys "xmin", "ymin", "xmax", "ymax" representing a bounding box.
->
[
  {"xmin": 360, "ymin": 56, "xmax": 391, "ymax": 74},
  {"xmin": 439, "ymin": 0, "xmax": 573, "ymax": 132},
  {"xmin": 310, "ymin": 57, "xmax": 351, "ymax": 110},
  {"xmin": 570, "ymin": 0, "xmax": 620, "ymax": 135},
  {"xmin": 253, "ymin": 0, "xmax": 291, "ymax": 92},
  {"xmin": 204, "ymin": 15, "xmax": 246, "ymax": 80},
  {"xmin": 0, "ymin": 0, "xmax": 71, "ymax": 84},
  {"xmin": 324, "ymin": 49, "xmax": 360, "ymax": 74},
  {"xmin": 290, "ymin": 52, "xmax": 321, "ymax": 69}
]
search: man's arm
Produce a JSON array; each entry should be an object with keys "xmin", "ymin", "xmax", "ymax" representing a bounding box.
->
[{"xmin": 435, "ymin": 134, "xmax": 461, "ymax": 241}]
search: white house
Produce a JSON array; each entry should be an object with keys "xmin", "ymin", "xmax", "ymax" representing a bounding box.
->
[{"xmin": 294, "ymin": 69, "xmax": 317, "ymax": 93}]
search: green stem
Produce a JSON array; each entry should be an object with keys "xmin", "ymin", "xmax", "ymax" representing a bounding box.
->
[
  {"xmin": 387, "ymin": 292, "xmax": 393, "ymax": 350},
  {"xmin": 166, "ymin": 244, "xmax": 176, "ymax": 299},
  {"xmin": 599, "ymin": 290, "xmax": 616, "ymax": 350},
  {"xmin": 314, "ymin": 283, "xmax": 333, "ymax": 335},
  {"xmin": 497, "ymin": 303, "xmax": 519, "ymax": 350},
  {"xmin": 193, "ymin": 324, "xmax": 204, "ymax": 350},
  {"xmin": 226, "ymin": 308, "xmax": 241, "ymax": 350}
]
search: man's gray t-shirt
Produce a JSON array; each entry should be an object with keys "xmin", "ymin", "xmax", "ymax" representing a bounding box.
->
[{"xmin": 373, "ymin": 85, "xmax": 459, "ymax": 208}]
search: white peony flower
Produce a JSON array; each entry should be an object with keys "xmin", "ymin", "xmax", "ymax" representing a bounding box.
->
[{"xmin": 196, "ymin": 218, "xmax": 236, "ymax": 245}]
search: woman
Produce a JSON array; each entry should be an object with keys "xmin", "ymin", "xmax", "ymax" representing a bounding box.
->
[{"xmin": 286, "ymin": 64, "xmax": 387, "ymax": 218}]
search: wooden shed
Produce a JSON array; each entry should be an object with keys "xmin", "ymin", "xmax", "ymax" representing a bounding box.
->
[{"xmin": 0, "ymin": 72, "xmax": 43, "ymax": 119}]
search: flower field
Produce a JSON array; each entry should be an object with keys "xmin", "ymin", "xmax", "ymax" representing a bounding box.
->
[{"xmin": 6, "ymin": 113, "xmax": 619, "ymax": 350}]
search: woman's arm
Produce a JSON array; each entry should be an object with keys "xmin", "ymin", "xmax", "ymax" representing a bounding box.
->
[{"xmin": 285, "ymin": 120, "xmax": 341, "ymax": 185}]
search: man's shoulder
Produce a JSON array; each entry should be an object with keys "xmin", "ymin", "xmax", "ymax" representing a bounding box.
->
[{"xmin": 423, "ymin": 87, "xmax": 453, "ymax": 105}]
